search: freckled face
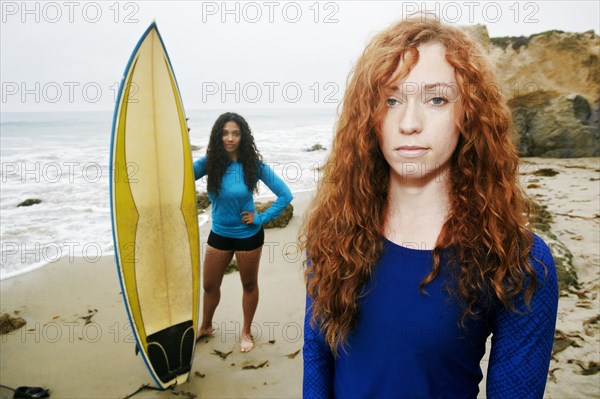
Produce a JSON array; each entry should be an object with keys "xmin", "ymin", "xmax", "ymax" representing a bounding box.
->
[
  {"xmin": 222, "ymin": 121, "xmax": 241, "ymax": 159},
  {"xmin": 380, "ymin": 41, "xmax": 460, "ymax": 182}
]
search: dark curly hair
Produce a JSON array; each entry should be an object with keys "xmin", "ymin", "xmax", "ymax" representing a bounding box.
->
[{"xmin": 206, "ymin": 112, "xmax": 262, "ymax": 195}]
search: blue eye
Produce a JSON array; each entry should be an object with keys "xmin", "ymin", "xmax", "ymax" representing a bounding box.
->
[
  {"xmin": 386, "ymin": 98, "xmax": 399, "ymax": 107},
  {"xmin": 430, "ymin": 97, "xmax": 446, "ymax": 106}
]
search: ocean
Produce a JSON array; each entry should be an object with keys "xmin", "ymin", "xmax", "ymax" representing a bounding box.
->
[{"xmin": 0, "ymin": 108, "xmax": 336, "ymax": 279}]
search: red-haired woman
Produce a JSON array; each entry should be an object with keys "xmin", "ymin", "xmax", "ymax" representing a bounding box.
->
[{"xmin": 301, "ymin": 18, "xmax": 558, "ymax": 398}]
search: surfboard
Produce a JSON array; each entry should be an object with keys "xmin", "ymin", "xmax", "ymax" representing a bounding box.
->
[{"xmin": 109, "ymin": 21, "xmax": 200, "ymax": 389}]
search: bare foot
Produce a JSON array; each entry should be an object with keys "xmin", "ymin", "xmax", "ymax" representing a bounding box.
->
[
  {"xmin": 240, "ymin": 334, "xmax": 254, "ymax": 353},
  {"xmin": 197, "ymin": 326, "xmax": 215, "ymax": 341}
]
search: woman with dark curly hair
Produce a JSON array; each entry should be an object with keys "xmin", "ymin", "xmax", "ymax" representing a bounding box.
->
[
  {"xmin": 301, "ymin": 18, "xmax": 558, "ymax": 398},
  {"xmin": 194, "ymin": 112, "xmax": 292, "ymax": 352}
]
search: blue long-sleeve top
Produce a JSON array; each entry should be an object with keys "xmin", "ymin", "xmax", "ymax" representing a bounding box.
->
[
  {"xmin": 303, "ymin": 234, "xmax": 558, "ymax": 399},
  {"xmin": 193, "ymin": 157, "xmax": 293, "ymax": 239}
]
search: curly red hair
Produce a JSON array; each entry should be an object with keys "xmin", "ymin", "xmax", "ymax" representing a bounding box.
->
[{"xmin": 300, "ymin": 17, "xmax": 540, "ymax": 355}]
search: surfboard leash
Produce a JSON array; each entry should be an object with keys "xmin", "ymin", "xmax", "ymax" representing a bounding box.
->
[{"xmin": 121, "ymin": 382, "xmax": 177, "ymax": 399}]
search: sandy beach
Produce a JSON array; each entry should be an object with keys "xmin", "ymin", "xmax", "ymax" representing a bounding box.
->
[
  {"xmin": 0, "ymin": 191, "xmax": 310, "ymax": 399},
  {"xmin": 1, "ymin": 159, "xmax": 599, "ymax": 399},
  {"xmin": 522, "ymin": 158, "xmax": 600, "ymax": 399}
]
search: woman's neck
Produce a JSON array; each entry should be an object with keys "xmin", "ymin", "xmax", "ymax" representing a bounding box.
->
[{"xmin": 383, "ymin": 167, "xmax": 452, "ymax": 250}]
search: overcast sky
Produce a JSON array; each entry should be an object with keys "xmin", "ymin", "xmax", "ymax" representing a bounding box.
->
[{"xmin": 1, "ymin": 0, "xmax": 599, "ymax": 112}]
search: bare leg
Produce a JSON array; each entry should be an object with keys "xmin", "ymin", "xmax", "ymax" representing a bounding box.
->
[
  {"xmin": 198, "ymin": 245, "xmax": 234, "ymax": 338},
  {"xmin": 236, "ymin": 246, "xmax": 263, "ymax": 352}
]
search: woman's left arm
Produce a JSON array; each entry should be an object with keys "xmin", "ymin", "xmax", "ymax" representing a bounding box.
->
[
  {"xmin": 252, "ymin": 162, "xmax": 293, "ymax": 225},
  {"xmin": 486, "ymin": 235, "xmax": 559, "ymax": 399}
]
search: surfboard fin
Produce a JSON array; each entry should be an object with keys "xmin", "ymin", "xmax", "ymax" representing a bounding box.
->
[{"xmin": 135, "ymin": 344, "xmax": 140, "ymax": 356}]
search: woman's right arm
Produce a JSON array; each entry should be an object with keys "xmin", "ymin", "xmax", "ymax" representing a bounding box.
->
[
  {"xmin": 193, "ymin": 157, "xmax": 207, "ymax": 180},
  {"xmin": 303, "ymin": 290, "xmax": 334, "ymax": 399}
]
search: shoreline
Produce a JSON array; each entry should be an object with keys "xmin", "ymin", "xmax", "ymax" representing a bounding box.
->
[{"xmin": 0, "ymin": 188, "xmax": 316, "ymax": 282}]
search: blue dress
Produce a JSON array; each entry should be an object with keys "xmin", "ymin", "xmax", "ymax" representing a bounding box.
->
[{"xmin": 303, "ymin": 234, "xmax": 558, "ymax": 399}]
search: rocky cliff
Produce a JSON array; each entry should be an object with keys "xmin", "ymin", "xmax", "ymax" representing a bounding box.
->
[{"xmin": 464, "ymin": 26, "xmax": 599, "ymax": 157}]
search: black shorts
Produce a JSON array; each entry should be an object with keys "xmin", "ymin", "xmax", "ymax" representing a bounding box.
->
[{"xmin": 207, "ymin": 228, "xmax": 264, "ymax": 251}]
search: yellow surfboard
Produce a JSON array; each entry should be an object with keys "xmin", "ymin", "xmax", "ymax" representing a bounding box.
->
[{"xmin": 110, "ymin": 22, "xmax": 199, "ymax": 389}]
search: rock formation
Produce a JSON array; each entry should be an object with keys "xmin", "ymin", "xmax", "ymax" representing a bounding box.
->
[
  {"xmin": 463, "ymin": 26, "xmax": 599, "ymax": 157},
  {"xmin": 255, "ymin": 201, "xmax": 293, "ymax": 229},
  {"xmin": 17, "ymin": 199, "xmax": 42, "ymax": 207}
]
